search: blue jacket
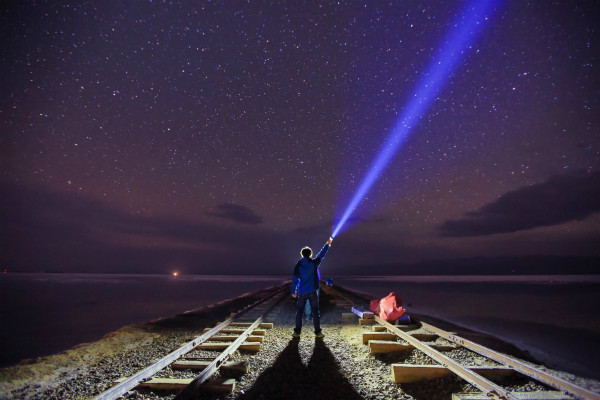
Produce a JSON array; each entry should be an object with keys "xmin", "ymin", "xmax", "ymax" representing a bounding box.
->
[{"xmin": 291, "ymin": 243, "xmax": 330, "ymax": 295}]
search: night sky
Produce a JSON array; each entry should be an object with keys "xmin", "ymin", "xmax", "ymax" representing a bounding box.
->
[{"xmin": 2, "ymin": 1, "xmax": 599, "ymax": 275}]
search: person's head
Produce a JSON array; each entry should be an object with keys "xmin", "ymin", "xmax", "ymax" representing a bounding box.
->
[{"xmin": 301, "ymin": 246, "xmax": 312, "ymax": 258}]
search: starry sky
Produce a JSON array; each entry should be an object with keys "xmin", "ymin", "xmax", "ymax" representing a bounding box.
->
[{"xmin": 1, "ymin": 1, "xmax": 599, "ymax": 275}]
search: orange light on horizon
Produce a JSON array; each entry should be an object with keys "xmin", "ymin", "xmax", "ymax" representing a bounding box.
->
[{"xmin": 172, "ymin": 271, "xmax": 179, "ymax": 277}]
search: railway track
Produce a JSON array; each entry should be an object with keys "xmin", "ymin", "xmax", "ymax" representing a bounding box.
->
[
  {"xmin": 93, "ymin": 285, "xmax": 287, "ymax": 400},
  {"xmin": 346, "ymin": 293, "xmax": 600, "ymax": 400},
  {"xmin": 85, "ymin": 283, "xmax": 598, "ymax": 400}
]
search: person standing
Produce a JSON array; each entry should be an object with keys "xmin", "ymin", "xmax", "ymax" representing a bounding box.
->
[
  {"xmin": 303, "ymin": 266, "xmax": 320, "ymax": 320},
  {"xmin": 291, "ymin": 237, "xmax": 333, "ymax": 338}
]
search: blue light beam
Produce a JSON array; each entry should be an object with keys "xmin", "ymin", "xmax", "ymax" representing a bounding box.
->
[{"xmin": 332, "ymin": 0, "xmax": 500, "ymax": 238}]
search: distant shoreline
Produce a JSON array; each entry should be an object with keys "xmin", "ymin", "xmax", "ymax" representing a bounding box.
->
[
  {"xmin": 3, "ymin": 272, "xmax": 600, "ymax": 282},
  {"xmin": 2, "ymin": 283, "xmax": 598, "ymax": 399},
  {"xmin": 4, "ymin": 254, "xmax": 600, "ymax": 276},
  {"xmin": 4, "ymin": 271, "xmax": 600, "ymax": 277}
]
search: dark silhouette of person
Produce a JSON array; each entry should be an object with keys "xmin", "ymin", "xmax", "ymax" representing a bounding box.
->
[{"xmin": 291, "ymin": 237, "xmax": 333, "ymax": 337}]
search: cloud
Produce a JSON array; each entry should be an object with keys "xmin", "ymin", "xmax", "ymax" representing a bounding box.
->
[
  {"xmin": 440, "ymin": 171, "xmax": 600, "ymax": 237},
  {"xmin": 0, "ymin": 182, "xmax": 281, "ymax": 273},
  {"xmin": 206, "ymin": 203, "xmax": 264, "ymax": 225}
]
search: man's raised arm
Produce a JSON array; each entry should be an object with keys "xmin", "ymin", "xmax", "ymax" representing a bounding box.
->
[{"xmin": 315, "ymin": 237, "xmax": 333, "ymax": 260}]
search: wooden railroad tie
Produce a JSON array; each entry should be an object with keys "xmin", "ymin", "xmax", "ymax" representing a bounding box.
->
[
  {"xmin": 204, "ymin": 328, "xmax": 267, "ymax": 336},
  {"xmin": 409, "ymin": 333, "xmax": 438, "ymax": 341},
  {"xmin": 112, "ymin": 377, "xmax": 236, "ymax": 393},
  {"xmin": 391, "ymin": 364, "xmax": 515, "ymax": 383},
  {"xmin": 368, "ymin": 340, "xmax": 456, "ymax": 353},
  {"xmin": 368, "ymin": 340, "xmax": 412, "ymax": 353},
  {"xmin": 362, "ymin": 332, "xmax": 397, "ymax": 344},
  {"xmin": 372, "ymin": 325, "xmax": 419, "ymax": 332},
  {"xmin": 226, "ymin": 321, "xmax": 274, "ymax": 329},
  {"xmin": 429, "ymin": 344, "xmax": 457, "ymax": 351},
  {"xmin": 452, "ymin": 392, "xmax": 574, "ymax": 400},
  {"xmin": 396, "ymin": 324, "xmax": 420, "ymax": 331},
  {"xmin": 196, "ymin": 342, "xmax": 261, "ymax": 352},
  {"xmin": 206, "ymin": 335, "xmax": 264, "ymax": 342},
  {"xmin": 171, "ymin": 360, "xmax": 249, "ymax": 374},
  {"xmin": 140, "ymin": 378, "xmax": 235, "ymax": 392}
]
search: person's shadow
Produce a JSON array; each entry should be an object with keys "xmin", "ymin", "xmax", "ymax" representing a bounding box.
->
[{"xmin": 237, "ymin": 337, "xmax": 364, "ymax": 400}]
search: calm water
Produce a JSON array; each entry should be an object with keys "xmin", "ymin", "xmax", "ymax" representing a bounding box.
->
[
  {"xmin": 0, "ymin": 274, "xmax": 286, "ymax": 368},
  {"xmin": 1, "ymin": 273, "xmax": 599, "ymax": 380}
]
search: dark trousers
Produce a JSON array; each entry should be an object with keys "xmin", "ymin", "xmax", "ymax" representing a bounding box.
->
[{"xmin": 295, "ymin": 291, "xmax": 321, "ymax": 333}]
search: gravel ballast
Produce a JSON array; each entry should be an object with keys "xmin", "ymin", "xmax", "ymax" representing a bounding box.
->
[{"xmin": 1, "ymin": 284, "xmax": 599, "ymax": 400}]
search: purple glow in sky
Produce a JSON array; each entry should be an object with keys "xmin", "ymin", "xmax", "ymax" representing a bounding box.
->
[{"xmin": 1, "ymin": 1, "xmax": 599, "ymax": 275}]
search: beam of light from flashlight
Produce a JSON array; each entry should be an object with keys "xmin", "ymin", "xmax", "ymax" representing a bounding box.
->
[{"xmin": 332, "ymin": 0, "xmax": 500, "ymax": 238}]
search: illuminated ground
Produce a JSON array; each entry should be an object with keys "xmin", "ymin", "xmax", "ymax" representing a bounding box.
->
[{"xmin": 1, "ymin": 285, "xmax": 598, "ymax": 400}]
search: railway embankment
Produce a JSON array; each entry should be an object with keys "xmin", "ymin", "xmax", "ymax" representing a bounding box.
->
[{"xmin": 1, "ymin": 283, "xmax": 599, "ymax": 400}]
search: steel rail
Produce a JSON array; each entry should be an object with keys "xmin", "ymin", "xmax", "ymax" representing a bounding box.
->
[
  {"xmin": 324, "ymin": 284, "xmax": 361, "ymax": 305},
  {"xmin": 176, "ymin": 288, "xmax": 288, "ymax": 399},
  {"xmin": 93, "ymin": 285, "xmax": 286, "ymax": 400},
  {"xmin": 420, "ymin": 322, "xmax": 600, "ymax": 400},
  {"xmin": 174, "ymin": 316, "xmax": 265, "ymax": 400},
  {"xmin": 373, "ymin": 315, "xmax": 519, "ymax": 400}
]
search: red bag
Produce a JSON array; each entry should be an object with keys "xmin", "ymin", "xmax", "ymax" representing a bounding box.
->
[
  {"xmin": 379, "ymin": 292, "xmax": 405, "ymax": 322},
  {"xmin": 369, "ymin": 298, "xmax": 381, "ymax": 314}
]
